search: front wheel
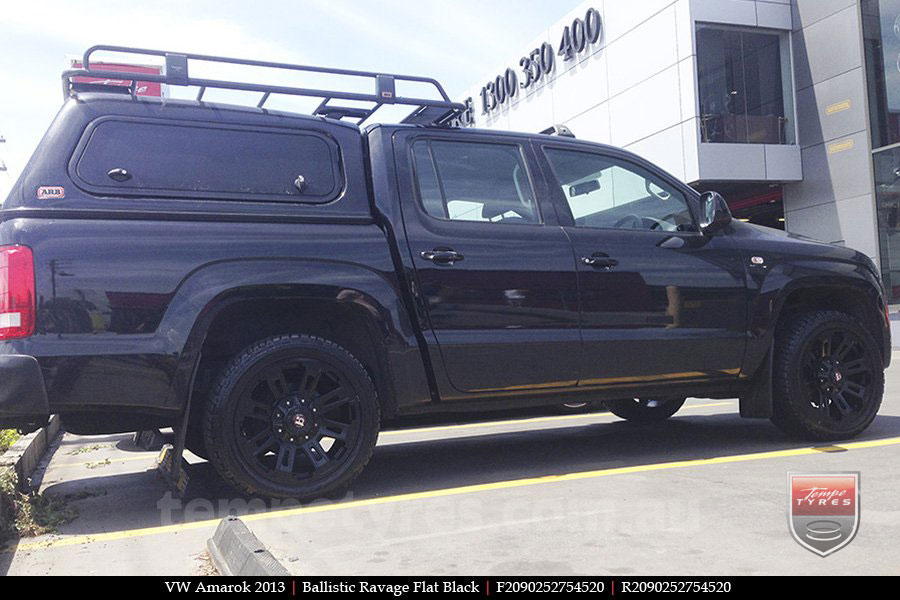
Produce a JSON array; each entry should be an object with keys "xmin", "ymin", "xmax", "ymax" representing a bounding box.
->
[
  {"xmin": 606, "ymin": 397, "xmax": 686, "ymax": 422},
  {"xmin": 203, "ymin": 335, "xmax": 380, "ymax": 500},
  {"xmin": 772, "ymin": 310, "xmax": 884, "ymax": 441}
]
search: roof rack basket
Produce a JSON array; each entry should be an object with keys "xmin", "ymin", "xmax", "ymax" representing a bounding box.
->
[{"xmin": 62, "ymin": 45, "xmax": 467, "ymax": 127}]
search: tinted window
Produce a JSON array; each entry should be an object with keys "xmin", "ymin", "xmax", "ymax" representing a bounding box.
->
[
  {"xmin": 75, "ymin": 119, "xmax": 341, "ymax": 201},
  {"xmin": 544, "ymin": 148, "xmax": 696, "ymax": 232},
  {"xmin": 862, "ymin": 0, "xmax": 900, "ymax": 149},
  {"xmin": 412, "ymin": 140, "xmax": 539, "ymax": 224},
  {"xmin": 874, "ymin": 145, "xmax": 900, "ymax": 300},
  {"xmin": 696, "ymin": 24, "xmax": 794, "ymax": 144}
]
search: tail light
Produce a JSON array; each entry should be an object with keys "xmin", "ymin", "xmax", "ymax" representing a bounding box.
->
[{"xmin": 0, "ymin": 245, "xmax": 36, "ymax": 340}]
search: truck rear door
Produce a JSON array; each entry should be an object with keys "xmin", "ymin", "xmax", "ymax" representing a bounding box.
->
[{"xmin": 391, "ymin": 129, "xmax": 581, "ymax": 400}]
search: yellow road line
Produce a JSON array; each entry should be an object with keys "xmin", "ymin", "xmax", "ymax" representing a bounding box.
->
[
  {"xmin": 11, "ymin": 434, "xmax": 900, "ymax": 553},
  {"xmin": 380, "ymin": 401, "xmax": 735, "ymax": 436}
]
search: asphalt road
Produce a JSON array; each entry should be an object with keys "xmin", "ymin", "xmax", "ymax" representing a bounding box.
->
[{"xmin": 2, "ymin": 361, "xmax": 900, "ymax": 576}]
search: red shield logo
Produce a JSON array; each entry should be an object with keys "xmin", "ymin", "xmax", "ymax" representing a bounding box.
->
[{"xmin": 789, "ymin": 472, "xmax": 859, "ymax": 556}]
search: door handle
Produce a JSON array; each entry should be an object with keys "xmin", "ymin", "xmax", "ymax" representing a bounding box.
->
[
  {"xmin": 421, "ymin": 248, "xmax": 464, "ymax": 265},
  {"xmin": 581, "ymin": 253, "xmax": 618, "ymax": 269}
]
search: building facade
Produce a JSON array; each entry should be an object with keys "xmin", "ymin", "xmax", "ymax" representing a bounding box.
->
[{"xmin": 458, "ymin": 0, "xmax": 900, "ymax": 300}]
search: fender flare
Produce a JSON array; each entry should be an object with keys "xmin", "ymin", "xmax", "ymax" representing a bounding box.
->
[
  {"xmin": 739, "ymin": 266, "xmax": 883, "ymax": 418},
  {"xmin": 155, "ymin": 257, "xmax": 425, "ymax": 413}
]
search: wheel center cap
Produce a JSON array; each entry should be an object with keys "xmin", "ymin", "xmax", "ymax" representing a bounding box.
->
[
  {"xmin": 816, "ymin": 359, "xmax": 844, "ymax": 392},
  {"xmin": 283, "ymin": 408, "xmax": 311, "ymax": 435},
  {"xmin": 273, "ymin": 396, "xmax": 317, "ymax": 441},
  {"xmin": 291, "ymin": 413, "xmax": 306, "ymax": 429}
]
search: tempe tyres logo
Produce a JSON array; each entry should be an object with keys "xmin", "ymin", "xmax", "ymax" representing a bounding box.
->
[{"xmin": 788, "ymin": 473, "xmax": 859, "ymax": 557}]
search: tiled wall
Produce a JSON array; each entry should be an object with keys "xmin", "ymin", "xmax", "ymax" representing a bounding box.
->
[{"xmin": 783, "ymin": 0, "xmax": 879, "ymax": 261}]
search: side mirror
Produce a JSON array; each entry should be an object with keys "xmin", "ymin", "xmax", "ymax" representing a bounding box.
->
[{"xmin": 699, "ymin": 191, "xmax": 732, "ymax": 234}]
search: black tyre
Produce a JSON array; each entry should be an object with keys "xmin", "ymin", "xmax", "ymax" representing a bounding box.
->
[
  {"xmin": 606, "ymin": 397, "xmax": 686, "ymax": 422},
  {"xmin": 772, "ymin": 310, "xmax": 883, "ymax": 441},
  {"xmin": 203, "ymin": 334, "xmax": 380, "ymax": 499}
]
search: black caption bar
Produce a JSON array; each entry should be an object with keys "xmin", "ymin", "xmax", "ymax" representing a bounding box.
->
[
  {"xmin": 13, "ymin": 576, "xmax": 873, "ymax": 596},
  {"xmin": 160, "ymin": 577, "xmax": 724, "ymax": 595}
]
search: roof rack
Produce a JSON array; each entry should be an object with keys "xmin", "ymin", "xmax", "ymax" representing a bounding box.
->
[{"xmin": 61, "ymin": 45, "xmax": 467, "ymax": 127}]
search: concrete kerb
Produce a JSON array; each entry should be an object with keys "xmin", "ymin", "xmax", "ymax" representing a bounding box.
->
[
  {"xmin": 207, "ymin": 516, "xmax": 290, "ymax": 576},
  {"xmin": 0, "ymin": 415, "xmax": 61, "ymax": 492}
]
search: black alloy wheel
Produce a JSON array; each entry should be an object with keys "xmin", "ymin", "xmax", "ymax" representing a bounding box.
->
[
  {"xmin": 772, "ymin": 310, "xmax": 883, "ymax": 440},
  {"xmin": 204, "ymin": 335, "xmax": 379, "ymax": 499}
]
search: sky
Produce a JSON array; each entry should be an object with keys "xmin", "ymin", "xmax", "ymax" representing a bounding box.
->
[{"xmin": 0, "ymin": 0, "xmax": 571, "ymax": 198}]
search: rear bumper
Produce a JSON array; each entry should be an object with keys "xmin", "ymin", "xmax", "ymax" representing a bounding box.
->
[{"xmin": 0, "ymin": 354, "xmax": 50, "ymax": 427}]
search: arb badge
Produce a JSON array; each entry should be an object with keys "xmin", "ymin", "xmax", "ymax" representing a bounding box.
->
[
  {"xmin": 789, "ymin": 472, "xmax": 859, "ymax": 556},
  {"xmin": 36, "ymin": 186, "xmax": 65, "ymax": 200}
]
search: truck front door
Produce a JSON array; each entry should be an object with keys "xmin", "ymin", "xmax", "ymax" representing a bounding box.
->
[{"xmin": 537, "ymin": 143, "xmax": 748, "ymax": 387}]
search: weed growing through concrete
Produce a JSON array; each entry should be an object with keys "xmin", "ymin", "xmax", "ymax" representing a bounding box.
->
[
  {"xmin": 0, "ymin": 470, "xmax": 78, "ymax": 542},
  {"xmin": 0, "ymin": 430, "xmax": 19, "ymax": 453},
  {"xmin": 65, "ymin": 443, "xmax": 112, "ymax": 456}
]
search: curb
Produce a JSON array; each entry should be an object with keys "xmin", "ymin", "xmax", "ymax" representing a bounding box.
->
[
  {"xmin": 207, "ymin": 516, "xmax": 290, "ymax": 576},
  {"xmin": 0, "ymin": 415, "xmax": 61, "ymax": 492}
]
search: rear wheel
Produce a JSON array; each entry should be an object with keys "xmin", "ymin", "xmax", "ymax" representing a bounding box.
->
[
  {"xmin": 772, "ymin": 310, "xmax": 883, "ymax": 441},
  {"xmin": 606, "ymin": 397, "xmax": 686, "ymax": 422},
  {"xmin": 203, "ymin": 335, "xmax": 379, "ymax": 499}
]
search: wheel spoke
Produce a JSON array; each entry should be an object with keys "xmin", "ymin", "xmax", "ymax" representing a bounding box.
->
[
  {"xmin": 275, "ymin": 443, "xmax": 297, "ymax": 472},
  {"xmin": 301, "ymin": 364, "xmax": 324, "ymax": 396},
  {"xmin": 833, "ymin": 335, "xmax": 856, "ymax": 361},
  {"xmin": 842, "ymin": 381, "xmax": 868, "ymax": 401},
  {"xmin": 820, "ymin": 335, "xmax": 833, "ymax": 358},
  {"xmin": 265, "ymin": 367, "xmax": 289, "ymax": 400},
  {"xmin": 831, "ymin": 392, "xmax": 852, "ymax": 415},
  {"xmin": 238, "ymin": 388, "xmax": 274, "ymax": 421},
  {"xmin": 320, "ymin": 418, "xmax": 349, "ymax": 440},
  {"xmin": 245, "ymin": 429, "xmax": 278, "ymax": 457},
  {"xmin": 803, "ymin": 353, "xmax": 818, "ymax": 375},
  {"xmin": 842, "ymin": 358, "xmax": 869, "ymax": 377},
  {"xmin": 302, "ymin": 441, "xmax": 330, "ymax": 469},
  {"xmin": 238, "ymin": 408, "xmax": 270, "ymax": 424},
  {"xmin": 313, "ymin": 386, "xmax": 353, "ymax": 413}
]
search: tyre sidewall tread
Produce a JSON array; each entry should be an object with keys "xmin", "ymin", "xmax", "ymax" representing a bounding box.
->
[
  {"xmin": 202, "ymin": 334, "xmax": 380, "ymax": 500},
  {"xmin": 772, "ymin": 310, "xmax": 883, "ymax": 441}
]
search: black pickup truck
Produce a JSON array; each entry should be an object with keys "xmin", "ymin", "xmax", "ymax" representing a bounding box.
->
[{"xmin": 0, "ymin": 46, "xmax": 890, "ymax": 499}]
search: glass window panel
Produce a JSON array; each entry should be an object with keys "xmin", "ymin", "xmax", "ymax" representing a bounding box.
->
[
  {"xmin": 863, "ymin": 0, "xmax": 900, "ymax": 149},
  {"xmin": 411, "ymin": 140, "xmax": 539, "ymax": 225},
  {"xmin": 875, "ymin": 146, "xmax": 900, "ymax": 300},
  {"xmin": 696, "ymin": 24, "xmax": 793, "ymax": 145},
  {"xmin": 411, "ymin": 142, "xmax": 446, "ymax": 219},
  {"xmin": 544, "ymin": 148, "xmax": 696, "ymax": 232}
]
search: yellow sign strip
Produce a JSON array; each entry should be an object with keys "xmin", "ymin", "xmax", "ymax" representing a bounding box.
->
[
  {"xmin": 826, "ymin": 100, "xmax": 851, "ymax": 115},
  {"xmin": 828, "ymin": 139, "xmax": 854, "ymax": 154}
]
